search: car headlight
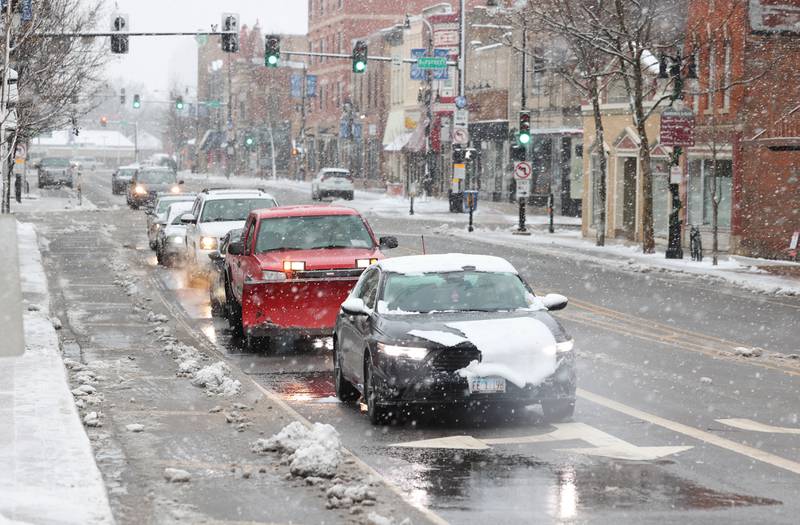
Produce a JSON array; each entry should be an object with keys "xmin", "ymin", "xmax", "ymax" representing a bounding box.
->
[
  {"xmin": 170, "ymin": 186, "xmax": 181, "ymax": 194},
  {"xmin": 199, "ymin": 236, "xmax": 218, "ymax": 250},
  {"xmin": 356, "ymin": 258, "xmax": 378, "ymax": 268},
  {"xmin": 134, "ymin": 184, "xmax": 147, "ymax": 195},
  {"xmin": 377, "ymin": 343, "xmax": 429, "ymax": 360},
  {"xmin": 262, "ymin": 271, "xmax": 287, "ymax": 282},
  {"xmin": 282, "ymin": 260, "xmax": 305, "ymax": 272},
  {"xmin": 556, "ymin": 339, "xmax": 574, "ymax": 353},
  {"xmin": 169, "ymin": 236, "xmax": 184, "ymax": 244}
]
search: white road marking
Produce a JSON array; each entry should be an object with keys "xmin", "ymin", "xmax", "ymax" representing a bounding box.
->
[
  {"xmin": 392, "ymin": 422, "xmax": 693, "ymax": 461},
  {"xmin": 578, "ymin": 388, "xmax": 800, "ymax": 476},
  {"xmin": 717, "ymin": 418, "xmax": 800, "ymax": 435}
]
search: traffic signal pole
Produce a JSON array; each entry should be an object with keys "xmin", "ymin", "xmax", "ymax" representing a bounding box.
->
[{"xmin": 513, "ymin": 20, "xmax": 530, "ymax": 236}]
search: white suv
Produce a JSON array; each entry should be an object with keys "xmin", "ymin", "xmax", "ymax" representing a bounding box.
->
[
  {"xmin": 311, "ymin": 168, "xmax": 354, "ymax": 201},
  {"xmin": 182, "ymin": 189, "xmax": 278, "ymax": 276}
]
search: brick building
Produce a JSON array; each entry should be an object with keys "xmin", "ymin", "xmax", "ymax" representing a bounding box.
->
[{"xmin": 687, "ymin": 0, "xmax": 800, "ymax": 259}]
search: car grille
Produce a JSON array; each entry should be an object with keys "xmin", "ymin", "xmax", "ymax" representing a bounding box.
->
[
  {"xmin": 431, "ymin": 347, "xmax": 481, "ymax": 372},
  {"xmin": 294, "ymin": 268, "xmax": 364, "ymax": 279}
]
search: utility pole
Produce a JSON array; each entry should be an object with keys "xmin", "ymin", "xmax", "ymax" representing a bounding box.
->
[
  {"xmin": 513, "ymin": 20, "xmax": 531, "ymax": 236},
  {"xmin": 1, "ymin": 0, "xmax": 13, "ymax": 214},
  {"xmin": 226, "ymin": 53, "xmax": 234, "ymax": 179}
]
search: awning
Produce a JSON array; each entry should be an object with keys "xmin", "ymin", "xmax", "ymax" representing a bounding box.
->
[
  {"xmin": 198, "ymin": 130, "xmax": 223, "ymax": 152},
  {"xmin": 404, "ymin": 119, "xmax": 428, "ymax": 153},
  {"xmin": 382, "ymin": 109, "xmax": 408, "ymax": 147},
  {"xmin": 384, "ymin": 132, "xmax": 412, "ymax": 152}
]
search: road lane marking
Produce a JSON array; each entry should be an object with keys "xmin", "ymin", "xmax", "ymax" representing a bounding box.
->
[
  {"xmin": 717, "ymin": 418, "xmax": 800, "ymax": 435},
  {"xmin": 391, "ymin": 422, "xmax": 692, "ymax": 461},
  {"xmin": 578, "ymin": 388, "xmax": 800, "ymax": 476}
]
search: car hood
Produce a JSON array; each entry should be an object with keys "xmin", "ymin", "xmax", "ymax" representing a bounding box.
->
[
  {"xmin": 138, "ymin": 183, "xmax": 177, "ymax": 192},
  {"xmin": 375, "ymin": 309, "xmax": 568, "ymax": 345},
  {"xmin": 164, "ymin": 225, "xmax": 186, "ymax": 236},
  {"xmin": 42, "ymin": 167, "xmax": 69, "ymax": 172},
  {"xmin": 197, "ymin": 220, "xmax": 247, "ymax": 239},
  {"xmin": 255, "ymin": 247, "xmax": 383, "ymax": 272}
]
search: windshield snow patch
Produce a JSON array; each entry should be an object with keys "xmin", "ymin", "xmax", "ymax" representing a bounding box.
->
[
  {"xmin": 447, "ymin": 317, "xmax": 558, "ymax": 388},
  {"xmin": 380, "ymin": 253, "xmax": 518, "ymax": 275},
  {"xmin": 408, "ymin": 329, "xmax": 468, "ymax": 347}
]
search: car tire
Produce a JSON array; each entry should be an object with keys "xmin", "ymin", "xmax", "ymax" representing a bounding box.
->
[
  {"xmin": 156, "ymin": 247, "xmax": 164, "ymax": 265},
  {"xmin": 209, "ymin": 286, "xmax": 224, "ymax": 317},
  {"xmin": 345, "ymin": 191, "xmax": 354, "ymax": 201},
  {"xmin": 243, "ymin": 330, "xmax": 269, "ymax": 353},
  {"xmin": 333, "ymin": 337, "xmax": 359, "ymax": 402},
  {"xmin": 227, "ymin": 287, "xmax": 243, "ymax": 337},
  {"xmin": 149, "ymin": 240, "xmax": 157, "ymax": 251},
  {"xmin": 365, "ymin": 356, "xmax": 391, "ymax": 425},
  {"xmin": 541, "ymin": 399, "xmax": 576, "ymax": 423}
]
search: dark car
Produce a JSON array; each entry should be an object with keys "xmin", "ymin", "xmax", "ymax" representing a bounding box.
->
[
  {"xmin": 37, "ymin": 157, "xmax": 74, "ymax": 188},
  {"xmin": 112, "ymin": 164, "xmax": 138, "ymax": 195},
  {"xmin": 333, "ymin": 254, "xmax": 576, "ymax": 425},
  {"xmin": 208, "ymin": 227, "xmax": 242, "ymax": 316},
  {"xmin": 126, "ymin": 167, "xmax": 184, "ymax": 209}
]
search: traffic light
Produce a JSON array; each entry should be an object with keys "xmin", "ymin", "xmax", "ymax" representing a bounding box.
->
[
  {"xmin": 175, "ymin": 96, "xmax": 184, "ymax": 110},
  {"xmin": 265, "ymin": 35, "xmax": 280, "ymax": 67},
  {"xmin": 352, "ymin": 40, "xmax": 367, "ymax": 73},
  {"xmin": 511, "ymin": 144, "xmax": 526, "ymax": 162},
  {"xmin": 120, "ymin": 88, "xmax": 126, "ymax": 105},
  {"xmin": 110, "ymin": 14, "xmax": 129, "ymax": 54},
  {"xmin": 221, "ymin": 13, "xmax": 240, "ymax": 53},
  {"xmin": 132, "ymin": 94, "xmax": 141, "ymax": 109},
  {"xmin": 244, "ymin": 134, "xmax": 255, "ymax": 149},
  {"xmin": 100, "ymin": 116, "xmax": 108, "ymax": 128},
  {"xmin": 518, "ymin": 110, "xmax": 531, "ymax": 145}
]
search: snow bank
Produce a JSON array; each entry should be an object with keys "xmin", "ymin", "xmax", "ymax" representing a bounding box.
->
[
  {"xmin": 191, "ymin": 361, "xmax": 242, "ymax": 396},
  {"xmin": 380, "ymin": 253, "xmax": 518, "ymax": 275},
  {"xmin": 251, "ymin": 421, "xmax": 342, "ymax": 478},
  {"xmin": 450, "ymin": 317, "xmax": 558, "ymax": 388}
]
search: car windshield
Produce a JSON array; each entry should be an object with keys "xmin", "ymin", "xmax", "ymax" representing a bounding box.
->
[
  {"xmin": 156, "ymin": 198, "xmax": 191, "ymax": 214},
  {"xmin": 41, "ymin": 158, "xmax": 70, "ymax": 168},
  {"xmin": 117, "ymin": 169, "xmax": 136, "ymax": 177},
  {"xmin": 380, "ymin": 271, "xmax": 530, "ymax": 313},
  {"xmin": 200, "ymin": 198, "xmax": 275, "ymax": 222},
  {"xmin": 138, "ymin": 171, "xmax": 176, "ymax": 184},
  {"xmin": 255, "ymin": 215, "xmax": 374, "ymax": 252},
  {"xmin": 322, "ymin": 171, "xmax": 351, "ymax": 181}
]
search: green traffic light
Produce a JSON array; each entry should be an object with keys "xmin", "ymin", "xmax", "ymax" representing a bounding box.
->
[
  {"xmin": 267, "ymin": 55, "xmax": 278, "ymax": 66},
  {"xmin": 518, "ymin": 133, "xmax": 530, "ymax": 145},
  {"xmin": 176, "ymin": 102, "xmax": 184, "ymax": 110},
  {"xmin": 133, "ymin": 102, "xmax": 140, "ymax": 109},
  {"xmin": 354, "ymin": 61, "xmax": 366, "ymax": 73}
]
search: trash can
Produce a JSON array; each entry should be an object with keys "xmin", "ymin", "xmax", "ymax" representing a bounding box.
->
[
  {"xmin": 448, "ymin": 190, "xmax": 463, "ymax": 213},
  {"xmin": 462, "ymin": 190, "xmax": 479, "ymax": 213}
]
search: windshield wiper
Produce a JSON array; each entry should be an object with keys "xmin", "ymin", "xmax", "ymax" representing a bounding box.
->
[{"xmin": 314, "ymin": 244, "xmax": 356, "ymax": 249}]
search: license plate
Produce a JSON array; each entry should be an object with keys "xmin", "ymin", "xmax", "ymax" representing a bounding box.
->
[{"xmin": 468, "ymin": 377, "xmax": 506, "ymax": 394}]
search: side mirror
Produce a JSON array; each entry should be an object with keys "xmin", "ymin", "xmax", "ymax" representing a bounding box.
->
[
  {"xmin": 379, "ymin": 236, "xmax": 398, "ymax": 249},
  {"xmin": 341, "ymin": 297, "xmax": 369, "ymax": 316},
  {"xmin": 180, "ymin": 213, "xmax": 196, "ymax": 224},
  {"xmin": 208, "ymin": 251, "xmax": 223, "ymax": 261},
  {"xmin": 178, "ymin": 180, "xmax": 185, "ymax": 185},
  {"xmin": 227, "ymin": 240, "xmax": 244, "ymax": 256},
  {"xmin": 542, "ymin": 293, "xmax": 568, "ymax": 311}
]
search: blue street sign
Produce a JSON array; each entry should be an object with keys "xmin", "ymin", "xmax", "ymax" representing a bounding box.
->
[
  {"xmin": 340, "ymin": 120, "xmax": 351, "ymax": 139},
  {"xmin": 306, "ymin": 75, "xmax": 317, "ymax": 97},
  {"xmin": 432, "ymin": 49, "xmax": 449, "ymax": 80},
  {"xmin": 290, "ymin": 74, "xmax": 303, "ymax": 98},
  {"xmin": 353, "ymin": 123, "xmax": 362, "ymax": 140},
  {"xmin": 410, "ymin": 49, "xmax": 426, "ymax": 81},
  {"xmin": 455, "ymin": 96, "xmax": 467, "ymax": 109},
  {"xmin": 22, "ymin": 0, "xmax": 32, "ymax": 21}
]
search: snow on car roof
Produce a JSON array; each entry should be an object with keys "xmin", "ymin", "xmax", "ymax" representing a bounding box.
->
[
  {"xmin": 378, "ymin": 254, "xmax": 518, "ymax": 275},
  {"xmin": 254, "ymin": 205, "xmax": 360, "ymax": 218},
  {"xmin": 201, "ymin": 189, "xmax": 276, "ymax": 200}
]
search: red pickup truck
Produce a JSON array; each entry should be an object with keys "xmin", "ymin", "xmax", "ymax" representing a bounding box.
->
[{"xmin": 224, "ymin": 205, "xmax": 398, "ymax": 351}]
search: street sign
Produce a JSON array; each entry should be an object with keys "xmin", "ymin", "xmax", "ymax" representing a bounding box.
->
[
  {"xmin": 418, "ymin": 56, "xmax": 447, "ymax": 69},
  {"xmin": 516, "ymin": 179, "xmax": 530, "ymax": 199},
  {"xmin": 306, "ymin": 75, "xmax": 317, "ymax": 97},
  {"xmin": 453, "ymin": 163, "xmax": 465, "ymax": 180},
  {"xmin": 454, "ymin": 109, "xmax": 468, "ymax": 130},
  {"xmin": 455, "ymin": 96, "xmax": 467, "ymax": 110},
  {"xmin": 391, "ymin": 55, "xmax": 402, "ymax": 68},
  {"xmin": 514, "ymin": 161, "xmax": 532, "ymax": 180},
  {"xmin": 453, "ymin": 128, "xmax": 469, "ymax": 145},
  {"xmin": 207, "ymin": 100, "xmax": 221, "ymax": 109},
  {"xmin": 660, "ymin": 108, "xmax": 695, "ymax": 146},
  {"xmin": 670, "ymin": 166, "xmax": 683, "ymax": 184},
  {"xmin": 410, "ymin": 49, "xmax": 426, "ymax": 80}
]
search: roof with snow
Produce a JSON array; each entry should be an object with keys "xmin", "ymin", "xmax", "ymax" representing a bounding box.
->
[
  {"xmin": 378, "ymin": 254, "xmax": 518, "ymax": 275},
  {"xmin": 31, "ymin": 129, "xmax": 134, "ymax": 149}
]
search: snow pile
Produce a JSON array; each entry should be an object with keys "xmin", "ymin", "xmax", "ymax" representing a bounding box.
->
[
  {"xmin": 733, "ymin": 346, "xmax": 764, "ymax": 358},
  {"xmin": 408, "ymin": 329, "xmax": 468, "ymax": 347},
  {"xmin": 251, "ymin": 421, "xmax": 342, "ymax": 478},
  {"xmin": 367, "ymin": 513, "xmax": 412, "ymax": 525},
  {"xmin": 451, "ymin": 317, "xmax": 558, "ymax": 388},
  {"xmin": 191, "ymin": 362, "xmax": 242, "ymax": 396},
  {"xmin": 146, "ymin": 312, "xmax": 168, "ymax": 323},
  {"xmin": 163, "ymin": 468, "xmax": 191, "ymax": 483},
  {"xmin": 326, "ymin": 483, "xmax": 377, "ymax": 509}
]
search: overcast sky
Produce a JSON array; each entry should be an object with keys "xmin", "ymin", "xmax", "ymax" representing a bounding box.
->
[{"xmin": 102, "ymin": 0, "xmax": 307, "ymax": 94}]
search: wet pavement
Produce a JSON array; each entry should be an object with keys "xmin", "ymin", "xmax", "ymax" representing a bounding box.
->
[{"xmin": 17, "ymin": 169, "xmax": 800, "ymax": 524}]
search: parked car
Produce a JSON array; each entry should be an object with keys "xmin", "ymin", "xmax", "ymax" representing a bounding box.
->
[
  {"xmin": 311, "ymin": 168, "xmax": 354, "ymax": 201},
  {"xmin": 126, "ymin": 167, "xmax": 183, "ymax": 209},
  {"xmin": 333, "ymin": 254, "xmax": 576, "ymax": 425},
  {"xmin": 182, "ymin": 188, "xmax": 278, "ymax": 278},
  {"xmin": 37, "ymin": 157, "xmax": 74, "ymax": 188},
  {"xmin": 112, "ymin": 164, "xmax": 138, "ymax": 195},
  {"xmin": 208, "ymin": 228, "xmax": 243, "ymax": 316},
  {"xmin": 146, "ymin": 193, "xmax": 197, "ymax": 250},
  {"xmin": 155, "ymin": 201, "xmax": 195, "ymax": 267},
  {"xmin": 224, "ymin": 205, "xmax": 398, "ymax": 351}
]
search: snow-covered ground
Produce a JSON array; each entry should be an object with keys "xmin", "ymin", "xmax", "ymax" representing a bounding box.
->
[
  {"xmin": 11, "ymin": 185, "xmax": 97, "ymax": 213},
  {"xmin": 0, "ymin": 222, "xmax": 113, "ymax": 524}
]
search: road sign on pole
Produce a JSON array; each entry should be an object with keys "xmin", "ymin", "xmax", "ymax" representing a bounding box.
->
[
  {"xmin": 417, "ymin": 56, "xmax": 447, "ymax": 69},
  {"xmin": 514, "ymin": 161, "xmax": 532, "ymax": 180},
  {"xmin": 660, "ymin": 108, "xmax": 695, "ymax": 146},
  {"xmin": 515, "ymin": 179, "xmax": 531, "ymax": 199}
]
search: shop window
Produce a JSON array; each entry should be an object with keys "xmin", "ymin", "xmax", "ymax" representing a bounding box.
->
[
  {"xmin": 688, "ymin": 158, "xmax": 732, "ymax": 228},
  {"xmin": 651, "ymin": 158, "xmax": 670, "ymax": 236}
]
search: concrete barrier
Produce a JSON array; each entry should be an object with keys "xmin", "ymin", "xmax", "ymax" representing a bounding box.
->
[{"xmin": 0, "ymin": 216, "xmax": 24, "ymax": 356}]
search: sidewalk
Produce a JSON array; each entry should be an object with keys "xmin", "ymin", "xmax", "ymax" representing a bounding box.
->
[{"xmin": 0, "ymin": 222, "xmax": 113, "ymax": 524}]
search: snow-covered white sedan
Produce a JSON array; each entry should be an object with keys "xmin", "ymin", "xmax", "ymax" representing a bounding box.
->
[
  {"xmin": 155, "ymin": 201, "xmax": 195, "ymax": 267},
  {"xmin": 333, "ymin": 254, "xmax": 576, "ymax": 425}
]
